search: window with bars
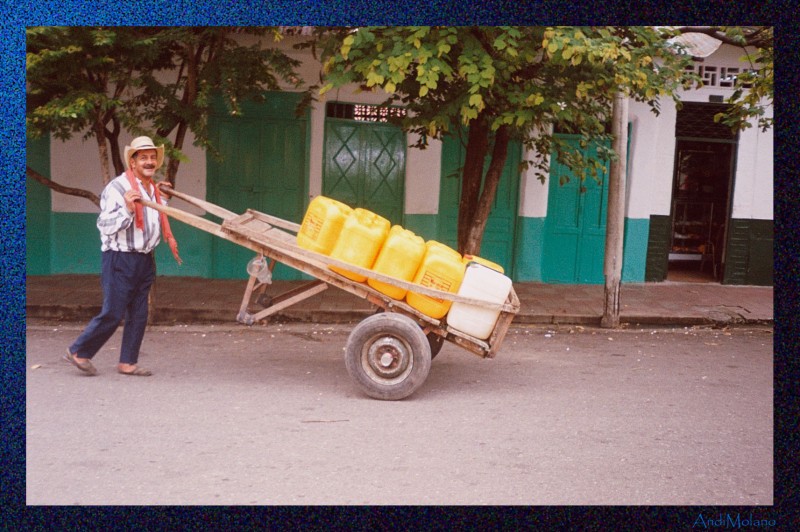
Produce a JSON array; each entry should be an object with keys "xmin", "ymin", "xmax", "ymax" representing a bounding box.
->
[
  {"xmin": 675, "ymin": 102, "xmax": 738, "ymax": 140},
  {"xmin": 326, "ymin": 102, "xmax": 407, "ymax": 122}
]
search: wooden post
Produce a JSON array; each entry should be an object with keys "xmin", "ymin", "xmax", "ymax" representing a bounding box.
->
[{"xmin": 601, "ymin": 93, "xmax": 629, "ymax": 328}]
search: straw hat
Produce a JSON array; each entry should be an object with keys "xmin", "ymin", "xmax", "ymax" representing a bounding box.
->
[{"xmin": 124, "ymin": 136, "xmax": 165, "ymax": 170}]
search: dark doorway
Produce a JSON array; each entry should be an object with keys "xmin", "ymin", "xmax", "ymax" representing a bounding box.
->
[{"xmin": 668, "ymin": 103, "xmax": 737, "ymax": 283}]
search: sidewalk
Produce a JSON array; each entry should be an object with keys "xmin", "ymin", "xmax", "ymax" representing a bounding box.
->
[{"xmin": 26, "ymin": 274, "xmax": 773, "ymax": 327}]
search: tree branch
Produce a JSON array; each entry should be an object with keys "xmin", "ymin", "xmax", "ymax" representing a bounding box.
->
[
  {"xmin": 674, "ymin": 26, "xmax": 771, "ymax": 48},
  {"xmin": 27, "ymin": 166, "xmax": 100, "ymax": 207}
]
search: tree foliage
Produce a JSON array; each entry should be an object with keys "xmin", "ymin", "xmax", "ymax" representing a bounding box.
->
[
  {"xmin": 26, "ymin": 26, "xmax": 302, "ymax": 202},
  {"xmin": 677, "ymin": 26, "xmax": 773, "ymax": 132},
  {"xmin": 311, "ymin": 26, "xmax": 697, "ymax": 254}
]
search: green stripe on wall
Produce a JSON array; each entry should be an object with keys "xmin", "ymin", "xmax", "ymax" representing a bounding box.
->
[
  {"xmin": 645, "ymin": 215, "xmax": 671, "ymax": 282},
  {"xmin": 49, "ymin": 213, "xmax": 219, "ymax": 278},
  {"xmin": 622, "ymin": 218, "xmax": 649, "ymax": 283},
  {"xmin": 723, "ymin": 218, "xmax": 773, "ymax": 286},
  {"xmin": 513, "ymin": 217, "xmax": 545, "ymax": 282}
]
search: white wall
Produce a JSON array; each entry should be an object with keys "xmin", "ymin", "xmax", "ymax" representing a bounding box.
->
[
  {"xmin": 50, "ymin": 132, "xmax": 207, "ymax": 215},
  {"xmin": 626, "ymin": 100, "xmax": 678, "ymax": 218},
  {"xmin": 518, "ymin": 147, "xmax": 549, "ymax": 218},
  {"xmin": 731, "ymin": 105, "xmax": 774, "ymax": 219}
]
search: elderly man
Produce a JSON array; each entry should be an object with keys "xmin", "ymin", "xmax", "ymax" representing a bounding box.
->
[{"xmin": 63, "ymin": 136, "xmax": 181, "ymax": 377}]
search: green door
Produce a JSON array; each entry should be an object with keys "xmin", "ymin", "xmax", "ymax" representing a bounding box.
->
[
  {"xmin": 438, "ymin": 133, "xmax": 521, "ymax": 275},
  {"xmin": 323, "ymin": 119, "xmax": 406, "ymax": 224},
  {"xmin": 542, "ymin": 135, "xmax": 610, "ymax": 283},
  {"xmin": 208, "ymin": 93, "xmax": 308, "ymax": 279}
]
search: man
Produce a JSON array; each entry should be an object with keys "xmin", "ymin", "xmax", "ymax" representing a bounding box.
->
[{"xmin": 63, "ymin": 136, "xmax": 181, "ymax": 377}]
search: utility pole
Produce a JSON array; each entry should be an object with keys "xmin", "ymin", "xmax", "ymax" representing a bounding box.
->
[{"xmin": 601, "ymin": 93, "xmax": 629, "ymax": 328}]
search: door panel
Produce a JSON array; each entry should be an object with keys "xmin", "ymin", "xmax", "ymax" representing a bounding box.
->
[
  {"xmin": 438, "ymin": 133, "xmax": 521, "ymax": 274},
  {"xmin": 323, "ymin": 120, "xmax": 405, "ymax": 224},
  {"xmin": 208, "ymin": 96, "xmax": 307, "ymax": 280},
  {"xmin": 543, "ymin": 135, "xmax": 610, "ymax": 284}
]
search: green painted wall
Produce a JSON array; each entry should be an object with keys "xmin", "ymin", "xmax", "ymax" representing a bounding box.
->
[
  {"xmin": 26, "ymin": 137, "xmax": 52, "ymax": 275},
  {"xmin": 621, "ymin": 218, "xmax": 649, "ymax": 282},
  {"xmin": 645, "ymin": 215, "xmax": 671, "ymax": 282},
  {"xmin": 50, "ymin": 213, "xmax": 100, "ymax": 273},
  {"xmin": 513, "ymin": 217, "xmax": 545, "ymax": 282},
  {"xmin": 47, "ymin": 213, "xmax": 214, "ymax": 276},
  {"xmin": 723, "ymin": 219, "xmax": 773, "ymax": 286}
]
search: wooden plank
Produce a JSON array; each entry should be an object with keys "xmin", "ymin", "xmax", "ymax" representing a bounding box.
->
[
  {"xmin": 245, "ymin": 209, "xmax": 301, "ymax": 234},
  {"xmin": 159, "ymin": 188, "xmax": 238, "ymax": 221},
  {"xmin": 247, "ymin": 281, "xmax": 329, "ymax": 322},
  {"xmin": 485, "ymin": 288, "xmax": 520, "ymax": 358}
]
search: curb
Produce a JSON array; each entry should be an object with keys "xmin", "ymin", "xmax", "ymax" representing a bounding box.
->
[{"xmin": 26, "ymin": 305, "xmax": 772, "ymax": 328}]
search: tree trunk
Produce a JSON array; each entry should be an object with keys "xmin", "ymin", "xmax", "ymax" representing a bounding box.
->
[
  {"xmin": 94, "ymin": 120, "xmax": 112, "ymax": 186},
  {"xmin": 463, "ymin": 125, "xmax": 510, "ymax": 256},
  {"xmin": 457, "ymin": 118, "xmax": 490, "ymax": 253},
  {"xmin": 601, "ymin": 93, "xmax": 629, "ymax": 328}
]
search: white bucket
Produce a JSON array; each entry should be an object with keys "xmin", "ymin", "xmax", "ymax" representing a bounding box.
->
[{"xmin": 447, "ymin": 262, "xmax": 512, "ymax": 340}]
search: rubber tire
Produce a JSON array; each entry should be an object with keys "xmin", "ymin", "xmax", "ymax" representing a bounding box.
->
[{"xmin": 345, "ymin": 313, "xmax": 432, "ymax": 400}]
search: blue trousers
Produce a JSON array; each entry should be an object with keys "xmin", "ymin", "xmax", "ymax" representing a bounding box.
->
[{"xmin": 70, "ymin": 250, "xmax": 156, "ymax": 365}]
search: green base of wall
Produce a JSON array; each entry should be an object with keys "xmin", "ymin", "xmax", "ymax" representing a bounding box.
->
[
  {"xmin": 514, "ymin": 216, "xmax": 648, "ymax": 283},
  {"xmin": 645, "ymin": 215, "xmax": 671, "ymax": 282},
  {"xmin": 42, "ymin": 213, "xmax": 298, "ymax": 280},
  {"xmin": 622, "ymin": 218, "xmax": 649, "ymax": 282},
  {"xmin": 723, "ymin": 218, "xmax": 773, "ymax": 286},
  {"xmin": 34, "ymin": 213, "xmax": 767, "ymax": 285},
  {"xmin": 513, "ymin": 217, "xmax": 545, "ymax": 282}
]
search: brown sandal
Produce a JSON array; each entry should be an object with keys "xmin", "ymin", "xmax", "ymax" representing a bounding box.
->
[
  {"xmin": 63, "ymin": 349, "xmax": 98, "ymax": 376},
  {"xmin": 118, "ymin": 367, "xmax": 153, "ymax": 376}
]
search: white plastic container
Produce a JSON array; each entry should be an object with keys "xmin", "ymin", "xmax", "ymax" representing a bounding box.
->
[{"xmin": 447, "ymin": 262, "xmax": 512, "ymax": 340}]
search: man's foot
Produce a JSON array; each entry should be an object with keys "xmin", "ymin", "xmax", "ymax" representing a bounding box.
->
[
  {"xmin": 117, "ymin": 364, "xmax": 153, "ymax": 376},
  {"xmin": 63, "ymin": 349, "xmax": 98, "ymax": 376}
]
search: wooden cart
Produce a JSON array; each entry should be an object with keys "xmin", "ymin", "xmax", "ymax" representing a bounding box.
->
[{"xmin": 142, "ymin": 189, "xmax": 520, "ymax": 400}]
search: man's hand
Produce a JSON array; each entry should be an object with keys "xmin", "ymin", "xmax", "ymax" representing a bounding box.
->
[
  {"xmin": 157, "ymin": 181, "xmax": 174, "ymax": 197},
  {"xmin": 123, "ymin": 189, "xmax": 142, "ymax": 213}
]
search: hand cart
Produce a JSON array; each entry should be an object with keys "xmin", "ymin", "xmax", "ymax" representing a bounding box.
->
[{"xmin": 141, "ymin": 188, "xmax": 520, "ymax": 400}]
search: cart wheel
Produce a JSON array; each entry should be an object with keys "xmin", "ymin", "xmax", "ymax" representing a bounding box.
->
[
  {"xmin": 345, "ymin": 313, "xmax": 432, "ymax": 400},
  {"xmin": 372, "ymin": 308, "xmax": 444, "ymax": 360}
]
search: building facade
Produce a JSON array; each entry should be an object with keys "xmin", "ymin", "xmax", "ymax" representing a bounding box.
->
[{"xmin": 26, "ymin": 35, "xmax": 772, "ymax": 286}]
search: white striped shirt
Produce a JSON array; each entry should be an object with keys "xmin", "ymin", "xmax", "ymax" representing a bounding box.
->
[{"xmin": 97, "ymin": 173, "xmax": 167, "ymax": 254}]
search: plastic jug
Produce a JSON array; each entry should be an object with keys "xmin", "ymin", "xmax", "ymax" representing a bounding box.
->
[
  {"xmin": 297, "ymin": 196, "xmax": 353, "ymax": 255},
  {"xmin": 368, "ymin": 225, "xmax": 426, "ymax": 300},
  {"xmin": 462, "ymin": 254, "xmax": 504, "ymax": 274},
  {"xmin": 406, "ymin": 241, "xmax": 465, "ymax": 319},
  {"xmin": 329, "ymin": 208, "xmax": 391, "ymax": 282},
  {"xmin": 447, "ymin": 261, "xmax": 513, "ymax": 340}
]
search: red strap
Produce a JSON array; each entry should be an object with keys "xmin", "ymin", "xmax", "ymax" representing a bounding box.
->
[{"xmin": 125, "ymin": 170, "xmax": 182, "ymax": 265}]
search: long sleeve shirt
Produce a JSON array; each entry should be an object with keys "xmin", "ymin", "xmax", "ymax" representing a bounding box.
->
[{"xmin": 96, "ymin": 173, "xmax": 167, "ymax": 254}]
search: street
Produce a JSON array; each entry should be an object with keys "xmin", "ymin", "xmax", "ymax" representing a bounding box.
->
[{"xmin": 26, "ymin": 321, "xmax": 773, "ymax": 506}]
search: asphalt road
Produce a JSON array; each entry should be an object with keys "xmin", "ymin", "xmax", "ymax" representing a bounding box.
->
[{"xmin": 25, "ymin": 321, "xmax": 773, "ymax": 506}]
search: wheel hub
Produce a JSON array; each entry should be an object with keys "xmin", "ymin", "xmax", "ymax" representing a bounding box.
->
[{"xmin": 366, "ymin": 336, "xmax": 411, "ymax": 380}]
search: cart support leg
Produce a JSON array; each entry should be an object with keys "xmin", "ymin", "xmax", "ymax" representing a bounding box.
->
[{"xmin": 238, "ymin": 280, "xmax": 329, "ymax": 325}]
